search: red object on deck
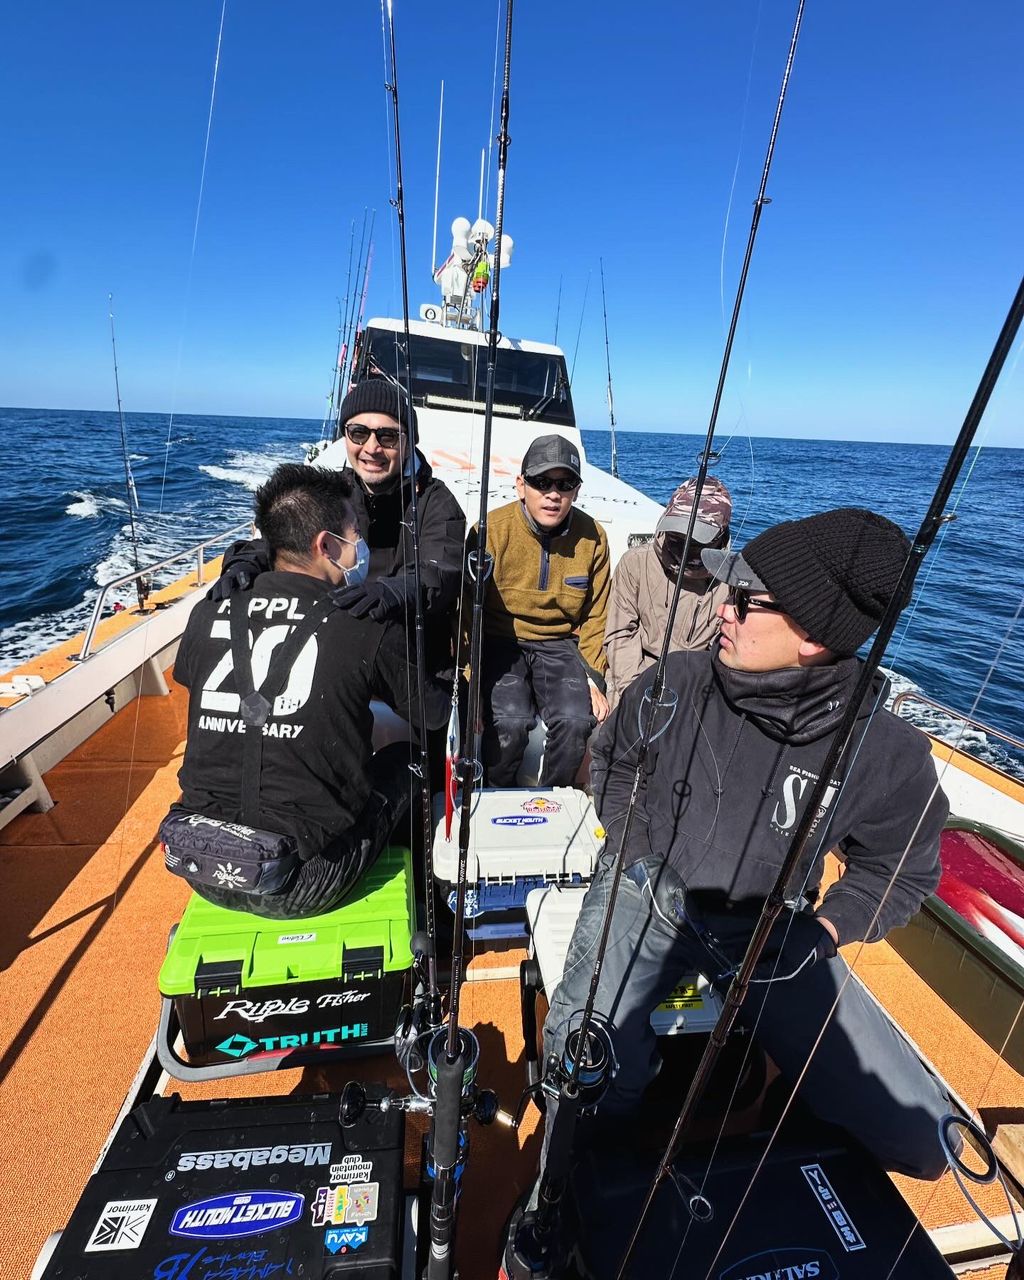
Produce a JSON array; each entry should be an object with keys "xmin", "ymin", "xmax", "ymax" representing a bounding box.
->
[{"xmin": 938, "ymin": 827, "xmax": 1024, "ymax": 965}]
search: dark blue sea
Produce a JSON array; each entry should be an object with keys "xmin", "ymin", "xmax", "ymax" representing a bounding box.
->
[{"xmin": 2, "ymin": 407, "xmax": 1021, "ymax": 777}]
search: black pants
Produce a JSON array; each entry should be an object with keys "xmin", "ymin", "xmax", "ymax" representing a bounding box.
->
[
  {"xmin": 192, "ymin": 742, "xmax": 412, "ymax": 919},
  {"xmin": 482, "ymin": 637, "xmax": 595, "ymax": 787}
]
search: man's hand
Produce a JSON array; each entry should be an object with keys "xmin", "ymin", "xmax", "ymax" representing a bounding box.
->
[
  {"xmin": 589, "ymin": 682, "xmax": 610, "ymax": 723},
  {"xmin": 750, "ymin": 911, "xmax": 837, "ymax": 984},
  {"xmin": 331, "ymin": 577, "xmax": 411, "ymax": 622},
  {"xmin": 207, "ymin": 542, "xmax": 269, "ymax": 602}
]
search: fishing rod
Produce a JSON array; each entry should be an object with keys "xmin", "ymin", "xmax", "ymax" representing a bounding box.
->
[
  {"xmin": 422, "ymin": 0, "xmax": 515, "ymax": 1274},
  {"xmin": 599, "ymin": 258, "xmax": 619, "ymax": 478},
  {"xmin": 339, "ymin": 14, "xmax": 517, "ymax": 1276},
  {"xmin": 321, "ymin": 220, "xmax": 358, "ymax": 441},
  {"xmin": 344, "ymin": 223, "xmax": 376, "ymax": 397},
  {"xmin": 502, "ymin": 5, "xmax": 807, "ymax": 1275},
  {"xmin": 553, "ymin": 273, "xmax": 563, "ymax": 346},
  {"xmin": 338, "ymin": 210, "xmax": 373, "ymax": 414},
  {"xmin": 383, "ymin": 0, "xmax": 442, "ymax": 1036},
  {"xmin": 619, "ymin": 266, "xmax": 1024, "ymax": 1280},
  {"xmin": 107, "ymin": 294, "xmax": 148, "ymax": 614},
  {"xmin": 568, "ymin": 270, "xmax": 591, "ymax": 384},
  {"xmin": 320, "ymin": 297, "xmax": 346, "ymax": 445}
]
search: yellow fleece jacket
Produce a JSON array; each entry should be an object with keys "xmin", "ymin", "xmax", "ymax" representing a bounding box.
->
[{"xmin": 466, "ymin": 500, "xmax": 610, "ymax": 673}]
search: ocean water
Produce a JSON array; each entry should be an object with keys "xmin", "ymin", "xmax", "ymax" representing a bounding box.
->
[{"xmin": 1, "ymin": 406, "xmax": 1021, "ymax": 777}]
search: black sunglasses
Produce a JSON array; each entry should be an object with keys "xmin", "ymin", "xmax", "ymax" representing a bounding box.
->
[
  {"xmin": 729, "ymin": 586, "xmax": 789, "ymax": 622},
  {"xmin": 524, "ymin": 474, "xmax": 579, "ymax": 494},
  {"xmin": 346, "ymin": 422, "xmax": 403, "ymax": 448}
]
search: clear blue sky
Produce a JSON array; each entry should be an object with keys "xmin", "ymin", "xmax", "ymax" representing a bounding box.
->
[{"xmin": 2, "ymin": 1, "xmax": 1021, "ymax": 446}]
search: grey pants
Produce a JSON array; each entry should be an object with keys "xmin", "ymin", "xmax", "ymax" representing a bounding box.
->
[
  {"xmin": 543, "ymin": 851, "xmax": 955, "ymax": 1179},
  {"xmin": 482, "ymin": 637, "xmax": 595, "ymax": 787}
]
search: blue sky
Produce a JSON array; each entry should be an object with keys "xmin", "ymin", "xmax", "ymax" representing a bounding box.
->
[{"xmin": 2, "ymin": 1, "xmax": 1021, "ymax": 446}]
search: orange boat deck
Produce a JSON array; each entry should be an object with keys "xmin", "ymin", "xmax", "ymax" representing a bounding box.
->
[{"xmin": 0, "ymin": 662, "xmax": 1020, "ymax": 1279}]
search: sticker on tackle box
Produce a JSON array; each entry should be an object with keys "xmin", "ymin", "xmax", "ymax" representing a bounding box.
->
[{"xmin": 657, "ymin": 980, "xmax": 705, "ymax": 1012}]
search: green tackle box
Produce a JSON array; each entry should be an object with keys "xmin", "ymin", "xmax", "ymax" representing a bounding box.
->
[{"xmin": 158, "ymin": 845, "xmax": 414, "ymax": 1071}]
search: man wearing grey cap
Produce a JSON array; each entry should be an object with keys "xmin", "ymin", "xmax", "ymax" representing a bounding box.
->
[
  {"xmin": 466, "ymin": 433, "xmax": 611, "ymax": 787},
  {"xmin": 604, "ymin": 476, "xmax": 733, "ymax": 709},
  {"xmin": 538, "ymin": 506, "xmax": 955, "ymax": 1181}
]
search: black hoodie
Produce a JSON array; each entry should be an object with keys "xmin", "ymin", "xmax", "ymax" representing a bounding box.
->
[{"xmin": 591, "ymin": 649, "xmax": 948, "ymax": 945}]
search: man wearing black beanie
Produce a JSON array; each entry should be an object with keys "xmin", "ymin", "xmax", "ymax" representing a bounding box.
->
[
  {"xmin": 537, "ymin": 506, "xmax": 955, "ymax": 1188},
  {"xmin": 211, "ymin": 378, "xmax": 465, "ymax": 690}
]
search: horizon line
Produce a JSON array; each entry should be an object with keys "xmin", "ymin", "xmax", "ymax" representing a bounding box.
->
[{"xmin": 2, "ymin": 404, "xmax": 1019, "ymax": 452}]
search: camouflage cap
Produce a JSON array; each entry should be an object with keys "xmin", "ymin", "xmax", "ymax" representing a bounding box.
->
[{"xmin": 655, "ymin": 477, "xmax": 733, "ymax": 545}]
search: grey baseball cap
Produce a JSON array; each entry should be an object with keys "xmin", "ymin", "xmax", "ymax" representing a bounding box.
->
[
  {"xmin": 701, "ymin": 548, "xmax": 767, "ymax": 590},
  {"xmin": 521, "ymin": 434, "xmax": 582, "ymax": 483}
]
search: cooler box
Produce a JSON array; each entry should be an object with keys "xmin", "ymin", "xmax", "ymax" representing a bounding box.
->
[
  {"xmin": 158, "ymin": 846, "xmax": 414, "ymax": 1074},
  {"xmin": 39, "ymin": 1090, "xmax": 405, "ymax": 1279},
  {"xmin": 526, "ymin": 884, "xmax": 724, "ymax": 1035},
  {"xmin": 432, "ymin": 787, "xmax": 604, "ymax": 938}
]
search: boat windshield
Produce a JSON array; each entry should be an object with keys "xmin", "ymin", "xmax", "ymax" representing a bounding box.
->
[{"xmin": 357, "ymin": 327, "xmax": 576, "ymax": 427}]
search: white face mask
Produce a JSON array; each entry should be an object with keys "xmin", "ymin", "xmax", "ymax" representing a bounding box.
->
[{"xmin": 327, "ymin": 531, "xmax": 370, "ymax": 586}]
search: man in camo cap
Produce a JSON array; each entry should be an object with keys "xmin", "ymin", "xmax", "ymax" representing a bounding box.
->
[{"xmin": 603, "ymin": 475, "xmax": 732, "ymax": 708}]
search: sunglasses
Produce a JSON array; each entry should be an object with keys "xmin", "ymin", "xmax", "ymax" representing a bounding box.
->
[
  {"xmin": 346, "ymin": 423, "xmax": 403, "ymax": 448},
  {"xmin": 729, "ymin": 586, "xmax": 789, "ymax": 622},
  {"xmin": 524, "ymin": 474, "xmax": 580, "ymax": 494}
]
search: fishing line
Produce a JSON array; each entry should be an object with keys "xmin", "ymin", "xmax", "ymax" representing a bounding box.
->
[
  {"xmin": 483, "ymin": 0, "xmax": 502, "ymax": 220},
  {"xmin": 681, "ymin": 531, "xmax": 1022, "ymax": 1278},
  {"xmin": 719, "ymin": 0, "xmax": 765, "ymax": 333},
  {"xmin": 599, "ymin": 259, "xmax": 619, "ymax": 478},
  {"xmin": 451, "ymin": 0, "xmax": 515, "ymax": 1042},
  {"xmin": 320, "ymin": 220, "xmax": 358, "ymax": 441},
  {"xmin": 651, "ymin": 268, "xmax": 1024, "ymax": 1276},
  {"xmin": 569, "ymin": 271, "xmax": 591, "ymax": 384},
  {"xmin": 883, "ymin": 1011, "xmax": 1024, "ymax": 1279},
  {"xmin": 700, "ymin": 586, "xmax": 1024, "ymax": 1280},
  {"xmin": 345, "ymin": 214, "xmax": 376, "ymax": 397},
  {"xmin": 157, "ymin": 0, "xmax": 228, "ymax": 516},
  {"xmin": 877, "ymin": 595, "xmax": 1024, "ymax": 1280},
  {"xmin": 379, "ymin": 0, "xmax": 399, "ymax": 316},
  {"xmin": 382, "ymin": 0, "xmax": 442, "ymax": 1021},
  {"xmin": 108, "ymin": 294, "xmax": 145, "ymax": 614},
  {"xmin": 506, "ymin": 31, "xmax": 813, "ymax": 1271}
]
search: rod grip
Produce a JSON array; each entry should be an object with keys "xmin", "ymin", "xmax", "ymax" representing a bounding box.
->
[{"xmin": 432, "ymin": 1048, "xmax": 467, "ymax": 1169}]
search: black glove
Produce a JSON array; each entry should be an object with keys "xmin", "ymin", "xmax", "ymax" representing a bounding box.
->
[
  {"xmin": 207, "ymin": 539, "xmax": 270, "ymax": 602},
  {"xmin": 331, "ymin": 576, "xmax": 412, "ymax": 622},
  {"xmin": 750, "ymin": 911, "xmax": 837, "ymax": 984}
]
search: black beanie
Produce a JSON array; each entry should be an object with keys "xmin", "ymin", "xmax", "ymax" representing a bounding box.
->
[
  {"xmin": 338, "ymin": 378, "xmax": 418, "ymax": 442},
  {"xmin": 742, "ymin": 508, "xmax": 911, "ymax": 656}
]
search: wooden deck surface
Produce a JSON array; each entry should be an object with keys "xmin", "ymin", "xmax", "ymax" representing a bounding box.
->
[{"xmin": 1, "ymin": 666, "xmax": 1021, "ymax": 1278}]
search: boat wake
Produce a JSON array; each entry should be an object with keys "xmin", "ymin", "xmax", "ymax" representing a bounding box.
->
[
  {"xmin": 199, "ymin": 443, "xmax": 315, "ymax": 492},
  {"xmin": 884, "ymin": 667, "xmax": 1024, "ymax": 782},
  {"xmin": 2, "ymin": 437, "xmax": 309, "ymax": 671}
]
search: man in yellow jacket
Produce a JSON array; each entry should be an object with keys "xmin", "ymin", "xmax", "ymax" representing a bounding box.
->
[{"xmin": 467, "ymin": 434, "xmax": 611, "ymax": 787}]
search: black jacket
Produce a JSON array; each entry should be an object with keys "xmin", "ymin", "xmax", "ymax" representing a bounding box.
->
[
  {"xmin": 174, "ymin": 571, "xmax": 448, "ymax": 857},
  {"xmin": 591, "ymin": 650, "xmax": 948, "ymax": 945},
  {"xmin": 350, "ymin": 451, "xmax": 464, "ymax": 678}
]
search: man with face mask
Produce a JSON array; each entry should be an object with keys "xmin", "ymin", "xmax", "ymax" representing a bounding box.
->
[
  {"xmin": 166, "ymin": 464, "xmax": 448, "ymax": 918},
  {"xmin": 604, "ymin": 477, "xmax": 733, "ymax": 709},
  {"xmin": 212, "ymin": 381, "xmax": 465, "ymax": 691}
]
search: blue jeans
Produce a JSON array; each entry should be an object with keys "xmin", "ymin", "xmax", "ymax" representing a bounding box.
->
[{"xmin": 543, "ymin": 851, "xmax": 955, "ymax": 1179}]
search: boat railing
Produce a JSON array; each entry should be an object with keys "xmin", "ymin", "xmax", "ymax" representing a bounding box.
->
[
  {"xmin": 75, "ymin": 520, "xmax": 254, "ymax": 662},
  {"xmin": 892, "ymin": 691, "xmax": 1024, "ymax": 783}
]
